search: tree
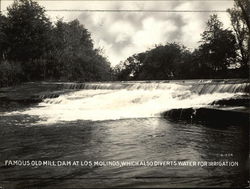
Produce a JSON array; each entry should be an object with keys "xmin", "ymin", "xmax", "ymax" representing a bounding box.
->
[
  {"xmin": 4, "ymin": 0, "xmax": 52, "ymax": 61},
  {"xmin": 50, "ymin": 19, "xmax": 111, "ymax": 81},
  {"xmin": 228, "ymin": 0, "xmax": 249, "ymax": 68},
  {"xmin": 2, "ymin": 0, "xmax": 53, "ymax": 81},
  {"xmin": 113, "ymin": 53, "xmax": 143, "ymax": 81},
  {"xmin": 234, "ymin": 0, "xmax": 250, "ymax": 33},
  {"xmin": 0, "ymin": 14, "xmax": 8, "ymax": 61},
  {"xmin": 138, "ymin": 43, "xmax": 185, "ymax": 80},
  {"xmin": 199, "ymin": 15, "xmax": 237, "ymax": 73},
  {"xmin": 114, "ymin": 43, "xmax": 190, "ymax": 80},
  {"xmin": 0, "ymin": 0, "xmax": 112, "ymax": 84}
]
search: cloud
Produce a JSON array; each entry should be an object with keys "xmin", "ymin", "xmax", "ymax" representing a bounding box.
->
[
  {"xmin": 74, "ymin": 1, "xmax": 233, "ymax": 66},
  {"xmin": 2, "ymin": 0, "xmax": 234, "ymax": 66}
]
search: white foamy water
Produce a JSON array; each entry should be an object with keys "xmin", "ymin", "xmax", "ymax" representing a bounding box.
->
[{"xmin": 5, "ymin": 83, "xmax": 242, "ymax": 124}]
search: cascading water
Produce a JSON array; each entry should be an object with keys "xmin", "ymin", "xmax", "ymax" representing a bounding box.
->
[{"xmin": 7, "ymin": 81, "xmax": 248, "ymax": 124}]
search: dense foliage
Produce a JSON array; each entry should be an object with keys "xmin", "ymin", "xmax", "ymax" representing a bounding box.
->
[
  {"xmin": 0, "ymin": 0, "xmax": 111, "ymax": 87},
  {"xmin": 227, "ymin": 0, "xmax": 249, "ymax": 76}
]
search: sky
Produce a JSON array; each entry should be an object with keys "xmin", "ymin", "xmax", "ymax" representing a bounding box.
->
[{"xmin": 1, "ymin": 0, "xmax": 234, "ymax": 66}]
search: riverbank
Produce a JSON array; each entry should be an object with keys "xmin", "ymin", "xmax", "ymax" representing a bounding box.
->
[{"xmin": 0, "ymin": 82, "xmax": 73, "ymax": 112}]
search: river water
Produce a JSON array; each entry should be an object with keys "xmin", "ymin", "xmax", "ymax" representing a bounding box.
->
[{"xmin": 0, "ymin": 81, "xmax": 249, "ymax": 188}]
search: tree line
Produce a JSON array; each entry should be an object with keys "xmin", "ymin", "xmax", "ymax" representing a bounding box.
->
[
  {"xmin": 0, "ymin": 0, "xmax": 249, "ymax": 87},
  {"xmin": 0, "ymin": 0, "xmax": 111, "ymax": 87},
  {"xmin": 113, "ymin": 0, "xmax": 249, "ymax": 80}
]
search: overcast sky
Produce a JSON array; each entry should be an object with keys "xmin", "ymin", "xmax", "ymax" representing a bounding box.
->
[{"xmin": 2, "ymin": 0, "xmax": 234, "ymax": 66}]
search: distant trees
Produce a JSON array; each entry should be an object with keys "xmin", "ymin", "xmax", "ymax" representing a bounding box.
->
[
  {"xmin": 114, "ymin": 43, "xmax": 194, "ymax": 80},
  {"xmin": 0, "ymin": 0, "xmax": 111, "ymax": 87}
]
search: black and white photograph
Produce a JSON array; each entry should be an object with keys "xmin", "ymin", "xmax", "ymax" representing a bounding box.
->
[{"xmin": 0, "ymin": 0, "xmax": 249, "ymax": 188}]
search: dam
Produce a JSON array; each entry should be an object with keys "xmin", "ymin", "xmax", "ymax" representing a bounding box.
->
[
  {"xmin": 0, "ymin": 80, "xmax": 249, "ymax": 188},
  {"xmin": 1, "ymin": 79, "xmax": 249, "ymax": 124}
]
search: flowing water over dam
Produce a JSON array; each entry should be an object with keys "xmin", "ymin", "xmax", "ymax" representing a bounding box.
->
[
  {"xmin": 5, "ymin": 80, "xmax": 249, "ymax": 124},
  {"xmin": 0, "ymin": 80, "xmax": 249, "ymax": 188}
]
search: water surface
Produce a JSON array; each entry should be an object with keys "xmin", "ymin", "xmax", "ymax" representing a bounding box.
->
[{"xmin": 0, "ymin": 81, "xmax": 249, "ymax": 188}]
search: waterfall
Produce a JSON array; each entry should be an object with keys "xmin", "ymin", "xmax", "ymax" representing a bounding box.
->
[
  {"xmin": 7, "ymin": 80, "xmax": 247, "ymax": 124},
  {"xmin": 58, "ymin": 80, "xmax": 249, "ymax": 94}
]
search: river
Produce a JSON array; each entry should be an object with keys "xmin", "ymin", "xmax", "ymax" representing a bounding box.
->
[{"xmin": 0, "ymin": 80, "xmax": 249, "ymax": 188}]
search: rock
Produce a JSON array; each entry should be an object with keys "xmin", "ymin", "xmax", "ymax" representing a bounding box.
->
[{"xmin": 163, "ymin": 107, "xmax": 249, "ymax": 127}]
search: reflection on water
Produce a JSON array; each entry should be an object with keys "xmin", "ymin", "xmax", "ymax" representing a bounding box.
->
[{"xmin": 0, "ymin": 115, "xmax": 248, "ymax": 188}]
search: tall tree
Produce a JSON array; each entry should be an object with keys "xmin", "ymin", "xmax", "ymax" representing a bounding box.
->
[
  {"xmin": 4, "ymin": 0, "xmax": 52, "ymax": 61},
  {"xmin": 199, "ymin": 14, "xmax": 237, "ymax": 72},
  {"xmin": 234, "ymin": 0, "xmax": 250, "ymax": 33},
  {"xmin": 50, "ymin": 19, "xmax": 111, "ymax": 81},
  {"xmin": 228, "ymin": 0, "xmax": 249, "ymax": 67}
]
